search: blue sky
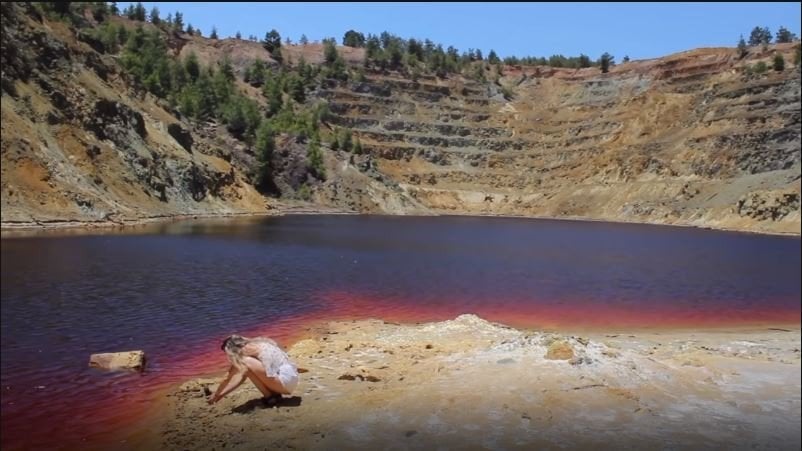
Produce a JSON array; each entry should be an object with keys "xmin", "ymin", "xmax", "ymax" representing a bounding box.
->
[{"xmin": 118, "ymin": 2, "xmax": 801, "ymax": 60}]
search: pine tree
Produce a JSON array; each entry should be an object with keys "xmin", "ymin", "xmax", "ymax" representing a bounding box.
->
[
  {"xmin": 149, "ymin": 7, "xmax": 160, "ymax": 25},
  {"xmin": 599, "ymin": 52, "xmax": 614, "ymax": 73},
  {"xmin": 487, "ymin": 50, "xmax": 500, "ymax": 64},
  {"xmin": 133, "ymin": 2, "xmax": 146, "ymax": 21},
  {"xmin": 386, "ymin": 39, "xmax": 403, "ymax": 68},
  {"xmin": 749, "ymin": 26, "xmax": 772, "ymax": 46},
  {"xmin": 761, "ymin": 27, "xmax": 773, "ymax": 45},
  {"xmin": 186, "ymin": 23, "xmax": 194, "ymax": 35},
  {"xmin": 195, "ymin": 71, "xmax": 216, "ymax": 119},
  {"xmin": 254, "ymin": 122, "xmax": 275, "ymax": 189},
  {"xmin": 263, "ymin": 30, "xmax": 283, "ymax": 63},
  {"xmin": 297, "ymin": 56, "xmax": 311, "ymax": 84},
  {"xmin": 323, "ymin": 38, "xmax": 338, "ymax": 65},
  {"xmin": 116, "ymin": 25, "xmax": 128, "ymax": 47},
  {"xmin": 91, "ymin": 2, "xmax": 109, "ymax": 21},
  {"xmin": 327, "ymin": 56, "xmax": 348, "ymax": 81},
  {"xmin": 184, "ymin": 52, "xmax": 200, "ymax": 82},
  {"xmin": 235, "ymin": 31, "xmax": 242, "ymax": 40},
  {"xmin": 365, "ymin": 35, "xmax": 381, "ymax": 61},
  {"xmin": 354, "ymin": 67, "xmax": 367, "ymax": 82},
  {"xmin": 263, "ymin": 78, "xmax": 283, "ymax": 117},
  {"xmin": 622, "ymin": 55, "xmax": 630, "ymax": 63},
  {"xmin": 173, "ymin": 11, "xmax": 184, "ymax": 32},
  {"xmin": 737, "ymin": 35, "xmax": 748, "ymax": 59},
  {"xmin": 307, "ymin": 136, "xmax": 325, "ymax": 178},
  {"xmin": 271, "ymin": 47, "xmax": 283, "ymax": 64},
  {"xmin": 343, "ymin": 30, "xmax": 366, "ymax": 47},
  {"xmin": 170, "ymin": 59, "xmax": 187, "ymax": 91},
  {"xmin": 749, "ymin": 26, "xmax": 763, "ymax": 46},
  {"xmin": 210, "ymin": 26, "xmax": 218, "ymax": 40},
  {"xmin": 339, "ymin": 128, "xmax": 353, "ymax": 152},
  {"xmin": 243, "ymin": 98, "xmax": 262, "ymax": 139},
  {"xmin": 223, "ymin": 97, "xmax": 248, "ymax": 138},
  {"xmin": 219, "ymin": 57, "xmax": 234, "ymax": 81},
  {"xmin": 244, "ymin": 60, "xmax": 267, "ymax": 86},
  {"xmin": 300, "ymin": 34, "xmax": 309, "ymax": 45},
  {"xmin": 262, "ymin": 30, "xmax": 282, "ymax": 52},
  {"xmin": 776, "ymin": 26, "xmax": 797, "ymax": 43},
  {"xmin": 288, "ymin": 74, "xmax": 305, "ymax": 103}
]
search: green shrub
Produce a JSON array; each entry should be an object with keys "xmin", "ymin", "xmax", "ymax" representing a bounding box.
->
[
  {"xmin": 773, "ymin": 54, "xmax": 785, "ymax": 71},
  {"xmin": 307, "ymin": 137, "xmax": 326, "ymax": 179},
  {"xmin": 297, "ymin": 184, "xmax": 312, "ymax": 201}
]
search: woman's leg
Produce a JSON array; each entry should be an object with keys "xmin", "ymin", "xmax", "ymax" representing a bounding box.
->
[
  {"xmin": 242, "ymin": 356, "xmax": 290, "ymax": 395},
  {"xmin": 241, "ymin": 356, "xmax": 276, "ymax": 397}
]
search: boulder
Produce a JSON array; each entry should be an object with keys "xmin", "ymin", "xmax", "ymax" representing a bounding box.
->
[
  {"xmin": 167, "ymin": 123, "xmax": 193, "ymax": 152},
  {"xmin": 545, "ymin": 341, "xmax": 575, "ymax": 360},
  {"xmin": 89, "ymin": 350, "xmax": 146, "ymax": 371},
  {"xmin": 85, "ymin": 99, "xmax": 146, "ymax": 144}
]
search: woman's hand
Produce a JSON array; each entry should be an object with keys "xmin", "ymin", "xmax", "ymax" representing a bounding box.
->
[{"xmin": 207, "ymin": 366, "xmax": 246, "ymax": 406}]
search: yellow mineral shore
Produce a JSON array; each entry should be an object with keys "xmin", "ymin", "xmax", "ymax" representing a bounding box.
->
[{"xmin": 160, "ymin": 315, "xmax": 801, "ymax": 450}]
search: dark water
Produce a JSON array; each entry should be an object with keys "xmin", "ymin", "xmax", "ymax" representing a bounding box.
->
[{"xmin": 1, "ymin": 215, "xmax": 800, "ymax": 450}]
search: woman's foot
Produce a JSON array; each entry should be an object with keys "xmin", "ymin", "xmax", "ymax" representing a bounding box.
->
[{"xmin": 262, "ymin": 393, "xmax": 282, "ymax": 408}]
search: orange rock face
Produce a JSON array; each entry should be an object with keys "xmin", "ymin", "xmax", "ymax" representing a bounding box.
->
[{"xmin": 545, "ymin": 340, "xmax": 575, "ymax": 360}]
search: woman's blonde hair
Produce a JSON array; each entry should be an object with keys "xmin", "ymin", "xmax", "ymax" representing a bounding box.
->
[
  {"xmin": 221, "ymin": 335, "xmax": 278, "ymax": 370},
  {"xmin": 221, "ymin": 335, "xmax": 248, "ymax": 370}
]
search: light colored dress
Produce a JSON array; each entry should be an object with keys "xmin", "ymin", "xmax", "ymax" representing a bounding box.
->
[{"xmin": 255, "ymin": 339, "xmax": 299, "ymax": 394}]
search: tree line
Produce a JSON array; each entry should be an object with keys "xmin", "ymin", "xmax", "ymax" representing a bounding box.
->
[{"xmin": 736, "ymin": 25, "xmax": 801, "ymax": 73}]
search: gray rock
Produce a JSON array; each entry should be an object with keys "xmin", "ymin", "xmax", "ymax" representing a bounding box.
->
[
  {"xmin": 168, "ymin": 123, "xmax": 193, "ymax": 152},
  {"xmin": 736, "ymin": 190, "xmax": 800, "ymax": 221}
]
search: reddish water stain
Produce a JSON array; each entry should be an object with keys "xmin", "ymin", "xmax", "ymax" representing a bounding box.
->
[{"xmin": 2, "ymin": 215, "xmax": 799, "ymax": 449}]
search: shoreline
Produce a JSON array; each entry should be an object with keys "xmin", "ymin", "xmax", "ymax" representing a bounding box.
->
[
  {"xmin": 2, "ymin": 206, "xmax": 799, "ymax": 238},
  {"xmin": 173, "ymin": 315, "xmax": 802, "ymax": 390},
  {"xmin": 4, "ymin": 314, "xmax": 799, "ymax": 450},
  {"xmin": 447, "ymin": 210, "xmax": 802, "ymax": 237},
  {"xmin": 154, "ymin": 314, "xmax": 802, "ymax": 450}
]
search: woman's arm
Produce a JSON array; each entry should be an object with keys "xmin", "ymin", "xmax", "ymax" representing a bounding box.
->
[{"xmin": 208, "ymin": 366, "xmax": 245, "ymax": 404}]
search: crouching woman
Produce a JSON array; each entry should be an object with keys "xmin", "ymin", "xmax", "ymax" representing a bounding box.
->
[{"xmin": 208, "ymin": 335, "xmax": 299, "ymax": 405}]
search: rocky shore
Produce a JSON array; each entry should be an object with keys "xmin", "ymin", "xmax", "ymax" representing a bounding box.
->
[
  {"xmin": 0, "ymin": 201, "xmax": 353, "ymax": 236},
  {"xmin": 161, "ymin": 315, "xmax": 801, "ymax": 450},
  {"xmin": 3, "ymin": 209, "xmax": 799, "ymax": 237}
]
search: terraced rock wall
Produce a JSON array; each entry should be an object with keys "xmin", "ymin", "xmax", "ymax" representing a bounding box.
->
[{"xmin": 315, "ymin": 46, "xmax": 800, "ymax": 234}]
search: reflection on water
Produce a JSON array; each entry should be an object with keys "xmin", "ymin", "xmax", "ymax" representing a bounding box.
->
[{"xmin": 1, "ymin": 215, "xmax": 800, "ymax": 449}]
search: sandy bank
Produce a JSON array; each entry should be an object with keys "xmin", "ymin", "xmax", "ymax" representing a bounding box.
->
[{"xmin": 160, "ymin": 315, "xmax": 801, "ymax": 450}]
